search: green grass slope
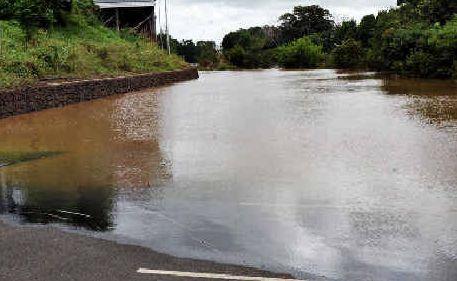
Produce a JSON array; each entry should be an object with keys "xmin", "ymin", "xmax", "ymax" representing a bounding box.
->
[{"xmin": 0, "ymin": 20, "xmax": 187, "ymax": 89}]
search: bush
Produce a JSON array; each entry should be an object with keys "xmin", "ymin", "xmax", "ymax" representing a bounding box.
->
[
  {"xmin": 331, "ymin": 39, "xmax": 364, "ymax": 68},
  {"xmin": 275, "ymin": 37, "xmax": 324, "ymax": 68},
  {"xmin": 224, "ymin": 45, "xmax": 246, "ymax": 67},
  {"xmin": 405, "ymin": 51, "xmax": 435, "ymax": 77},
  {"xmin": 369, "ymin": 17, "xmax": 457, "ymax": 77}
]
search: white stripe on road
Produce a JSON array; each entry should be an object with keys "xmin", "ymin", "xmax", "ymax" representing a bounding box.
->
[{"xmin": 137, "ymin": 268, "xmax": 305, "ymax": 281}]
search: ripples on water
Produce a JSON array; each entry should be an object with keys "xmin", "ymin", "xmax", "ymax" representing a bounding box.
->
[{"xmin": 0, "ymin": 69, "xmax": 456, "ymax": 281}]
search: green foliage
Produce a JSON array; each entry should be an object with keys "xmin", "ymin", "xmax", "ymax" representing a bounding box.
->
[
  {"xmin": 158, "ymin": 36, "xmax": 222, "ymax": 69},
  {"xmin": 222, "ymin": 27, "xmax": 268, "ymax": 51},
  {"xmin": 335, "ymin": 20, "xmax": 357, "ymax": 44},
  {"xmin": 222, "ymin": 27, "xmax": 275, "ymax": 68},
  {"xmin": 219, "ymin": 1, "xmax": 457, "ymax": 78},
  {"xmin": 173, "ymin": 39, "xmax": 219, "ymax": 67},
  {"xmin": 331, "ymin": 39, "xmax": 364, "ymax": 68},
  {"xmin": 176, "ymin": 40, "xmax": 199, "ymax": 63},
  {"xmin": 398, "ymin": 0, "xmax": 457, "ymax": 25},
  {"xmin": 224, "ymin": 45, "xmax": 246, "ymax": 67},
  {"xmin": 0, "ymin": 21, "xmax": 186, "ymax": 88},
  {"xmin": 196, "ymin": 41, "xmax": 219, "ymax": 68},
  {"xmin": 357, "ymin": 15, "xmax": 377, "ymax": 47},
  {"xmin": 370, "ymin": 17, "xmax": 457, "ymax": 77},
  {"xmin": 0, "ymin": 0, "xmax": 74, "ymax": 40},
  {"xmin": 278, "ymin": 5, "xmax": 334, "ymax": 44},
  {"xmin": 276, "ymin": 37, "xmax": 324, "ymax": 68}
]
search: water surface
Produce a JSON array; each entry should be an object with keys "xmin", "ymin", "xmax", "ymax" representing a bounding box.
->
[{"xmin": 1, "ymin": 70, "xmax": 456, "ymax": 281}]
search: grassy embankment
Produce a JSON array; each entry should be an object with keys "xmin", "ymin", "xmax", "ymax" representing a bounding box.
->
[{"xmin": 0, "ymin": 20, "xmax": 187, "ymax": 89}]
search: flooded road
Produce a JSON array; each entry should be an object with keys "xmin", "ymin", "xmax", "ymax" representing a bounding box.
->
[{"xmin": 1, "ymin": 70, "xmax": 457, "ymax": 281}]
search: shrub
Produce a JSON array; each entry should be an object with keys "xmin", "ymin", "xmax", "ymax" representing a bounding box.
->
[
  {"xmin": 405, "ymin": 51, "xmax": 435, "ymax": 77},
  {"xmin": 275, "ymin": 37, "xmax": 324, "ymax": 68},
  {"xmin": 331, "ymin": 39, "xmax": 364, "ymax": 68},
  {"xmin": 225, "ymin": 45, "xmax": 246, "ymax": 68}
]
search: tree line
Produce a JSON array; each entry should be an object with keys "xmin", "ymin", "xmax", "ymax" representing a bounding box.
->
[
  {"xmin": 156, "ymin": 34, "xmax": 227, "ymax": 69},
  {"xmin": 2, "ymin": 0, "xmax": 455, "ymax": 78},
  {"xmin": 217, "ymin": 0, "xmax": 456, "ymax": 78}
]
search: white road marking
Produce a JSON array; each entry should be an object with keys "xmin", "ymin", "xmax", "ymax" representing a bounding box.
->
[
  {"xmin": 137, "ymin": 268, "xmax": 306, "ymax": 281},
  {"xmin": 56, "ymin": 210, "xmax": 91, "ymax": 218}
]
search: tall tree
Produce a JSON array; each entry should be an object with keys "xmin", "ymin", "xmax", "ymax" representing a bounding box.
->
[
  {"xmin": 279, "ymin": 5, "xmax": 334, "ymax": 43},
  {"xmin": 196, "ymin": 41, "xmax": 218, "ymax": 67},
  {"xmin": 334, "ymin": 20, "xmax": 357, "ymax": 44},
  {"xmin": 357, "ymin": 15, "xmax": 377, "ymax": 47},
  {"xmin": 176, "ymin": 40, "xmax": 198, "ymax": 63}
]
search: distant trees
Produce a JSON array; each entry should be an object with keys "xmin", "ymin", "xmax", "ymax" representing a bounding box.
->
[
  {"xmin": 217, "ymin": 2, "xmax": 457, "ymax": 78},
  {"xmin": 221, "ymin": 27, "xmax": 276, "ymax": 68},
  {"xmin": 160, "ymin": 35, "xmax": 221, "ymax": 69},
  {"xmin": 196, "ymin": 41, "xmax": 218, "ymax": 67},
  {"xmin": 176, "ymin": 40, "xmax": 199, "ymax": 63},
  {"xmin": 220, "ymin": 5, "xmax": 335, "ymax": 69}
]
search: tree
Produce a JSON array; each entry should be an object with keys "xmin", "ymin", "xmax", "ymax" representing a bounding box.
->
[
  {"xmin": 176, "ymin": 40, "xmax": 198, "ymax": 63},
  {"xmin": 196, "ymin": 41, "xmax": 218, "ymax": 67},
  {"xmin": 221, "ymin": 27, "xmax": 271, "ymax": 68},
  {"xmin": 279, "ymin": 5, "xmax": 334, "ymax": 43},
  {"xmin": 357, "ymin": 15, "xmax": 377, "ymax": 47},
  {"xmin": 156, "ymin": 33, "xmax": 179, "ymax": 53},
  {"xmin": 222, "ymin": 27, "xmax": 266, "ymax": 51},
  {"xmin": 334, "ymin": 20, "xmax": 357, "ymax": 44},
  {"xmin": 398, "ymin": 0, "xmax": 457, "ymax": 25}
]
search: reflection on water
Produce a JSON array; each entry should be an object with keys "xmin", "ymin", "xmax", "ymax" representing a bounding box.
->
[
  {"xmin": 382, "ymin": 77, "xmax": 457, "ymax": 126},
  {"xmin": 0, "ymin": 91, "xmax": 171, "ymax": 231},
  {"xmin": 0, "ymin": 70, "xmax": 456, "ymax": 281}
]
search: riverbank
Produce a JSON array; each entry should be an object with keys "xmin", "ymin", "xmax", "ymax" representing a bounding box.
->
[
  {"xmin": 0, "ymin": 220, "xmax": 295, "ymax": 281},
  {"xmin": 0, "ymin": 68, "xmax": 198, "ymax": 119},
  {"xmin": 0, "ymin": 19, "xmax": 188, "ymax": 89}
]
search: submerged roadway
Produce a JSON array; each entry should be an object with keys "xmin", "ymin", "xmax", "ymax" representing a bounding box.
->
[{"xmin": 0, "ymin": 221, "xmax": 301, "ymax": 281}]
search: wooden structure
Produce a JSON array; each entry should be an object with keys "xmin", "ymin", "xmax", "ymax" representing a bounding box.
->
[{"xmin": 95, "ymin": 0, "xmax": 157, "ymax": 40}]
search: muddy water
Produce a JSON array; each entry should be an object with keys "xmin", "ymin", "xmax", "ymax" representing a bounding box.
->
[{"xmin": 0, "ymin": 70, "xmax": 456, "ymax": 281}]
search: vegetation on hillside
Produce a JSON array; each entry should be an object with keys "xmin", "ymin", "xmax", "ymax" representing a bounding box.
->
[{"xmin": 0, "ymin": 0, "xmax": 186, "ymax": 89}]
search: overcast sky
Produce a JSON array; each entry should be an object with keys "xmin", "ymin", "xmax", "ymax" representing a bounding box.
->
[{"xmin": 155, "ymin": 0, "xmax": 397, "ymax": 43}]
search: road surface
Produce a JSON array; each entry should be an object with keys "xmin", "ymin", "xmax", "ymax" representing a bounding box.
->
[{"xmin": 0, "ymin": 220, "xmax": 299, "ymax": 281}]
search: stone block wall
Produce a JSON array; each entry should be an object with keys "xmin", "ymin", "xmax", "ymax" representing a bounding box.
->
[{"xmin": 0, "ymin": 68, "xmax": 199, "ymax": 119}]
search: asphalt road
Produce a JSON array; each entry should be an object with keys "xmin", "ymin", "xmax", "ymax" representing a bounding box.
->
[{"xmin": 0, "ymin": 221, "xmax": 297, "ymax": 281}]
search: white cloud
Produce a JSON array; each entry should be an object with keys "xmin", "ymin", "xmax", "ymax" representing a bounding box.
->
[{"xmin": 156, "ymin": 0, "xmax": 397, "ymax": 42}]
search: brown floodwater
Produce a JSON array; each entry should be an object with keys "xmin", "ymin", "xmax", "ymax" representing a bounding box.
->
[{"xmin": 0, "ymin": 70, "xmax": 456, "ymax": 281}]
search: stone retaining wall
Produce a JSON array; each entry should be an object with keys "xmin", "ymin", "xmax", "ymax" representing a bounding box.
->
[{"xmin": 0, "ymin": 68, "xmax": 199, "ymax": 119}]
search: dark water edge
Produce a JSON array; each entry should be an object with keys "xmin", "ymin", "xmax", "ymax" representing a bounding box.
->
[{"xmin": 0, "ymin": 151, "xmax": 63, "ymax": 168}]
